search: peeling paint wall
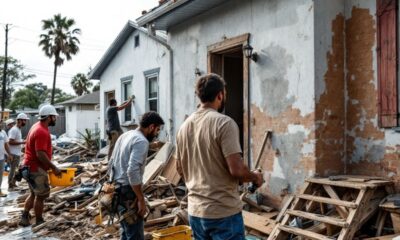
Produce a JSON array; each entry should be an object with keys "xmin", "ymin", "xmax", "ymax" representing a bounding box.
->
[
  {"xmin": 344, "ymin": 0, "xmax": 400, "ymax": 189},
  {"xmin": 314, "ymin": 0, "xmax": 346, "ymax": 176},
  {"xmin": 169, "ymin": 0, "xmax": 316, "ymax": 207}
]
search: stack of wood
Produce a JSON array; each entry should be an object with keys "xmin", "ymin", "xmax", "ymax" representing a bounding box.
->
[{"xmin": 268, "ymin": 175, "xmax": 398, "ymax": 240}]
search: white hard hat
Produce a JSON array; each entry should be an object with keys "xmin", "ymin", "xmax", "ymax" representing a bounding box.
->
[
  {"xmin": 16, "ymin": 113, "xmax": 30, "ymax": 120},
  {"xmin": 5, "ymin": 119, "xmax": 15, "ymax": 125},
  {"xmin": 38, "ymin": 105, "xmax": 59, "ymax": 119}
]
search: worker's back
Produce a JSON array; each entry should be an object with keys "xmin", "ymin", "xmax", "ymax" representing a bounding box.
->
[{"xmin": 176, "ymin": 107, "xmax": 242, "ymax": 219}]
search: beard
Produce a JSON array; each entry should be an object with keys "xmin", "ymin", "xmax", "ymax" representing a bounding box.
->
[
  {"xmin": 49, "ymin": 119, "xmax": 56, "ymax": 127},
  {"xmin": 218, "ymin": 99, "xmax": 225, "ymax": 113},
  {"xmin": 146, "ymin": 130, "xmax": 158, "ymax": 142},
  {"xmin": 21, "ymin": 123, "xmax": 26, "ymax": 127}
]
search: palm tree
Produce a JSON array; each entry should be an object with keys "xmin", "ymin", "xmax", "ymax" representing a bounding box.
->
[
  {"xmin": 39, "ymin": 14, "xmax": 81, "ymax": 104},
  {"xmin": 71, "ymin": 73, "xmax": 92, "ymax": 96}
]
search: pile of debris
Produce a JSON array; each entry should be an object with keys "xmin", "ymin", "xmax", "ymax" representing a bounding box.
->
[{"xmin": 1, "ymin": 138, "xmax": 399, "ymax": 240}]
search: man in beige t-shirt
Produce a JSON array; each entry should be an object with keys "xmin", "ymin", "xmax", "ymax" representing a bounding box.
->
[{"xmin": 176, "ymin": 73, "xmax": 263, "ymax": 239}]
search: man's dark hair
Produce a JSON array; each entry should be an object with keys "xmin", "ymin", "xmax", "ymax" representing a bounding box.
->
[
  {"xmin": 109, "ymin": 99, "xmax": 117, "ymax": 106},
  {"xmin": 195, "ymin": 73, "xmax": 226, "ymax": 103},
  {"xmin": 140, "ymin": 111, "xmax": 165, "ymax": 128}
]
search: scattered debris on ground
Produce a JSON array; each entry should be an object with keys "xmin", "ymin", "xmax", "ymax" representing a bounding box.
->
[{"xmin": 1, "ymin": 139, "xmax": 399, "ymax": 240}]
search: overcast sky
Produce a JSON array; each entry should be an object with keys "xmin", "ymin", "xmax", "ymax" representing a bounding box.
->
[{"xmin": 0, "ymin": 0, "xmax": 159, "ymax": 95}]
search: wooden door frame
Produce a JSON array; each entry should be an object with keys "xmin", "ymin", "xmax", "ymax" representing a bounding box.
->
[{"xmin": 207, "ymin": 33, "xmax": 251, "ymax": 166}]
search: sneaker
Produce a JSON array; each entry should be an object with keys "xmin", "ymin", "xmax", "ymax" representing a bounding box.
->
[
  {"xmin": 0, "ymin": 191, "xmax": 7, "ymax": 197},
  {"xmin": 18, "ymin": 212, "xmax": 31, "ymax": 227}
]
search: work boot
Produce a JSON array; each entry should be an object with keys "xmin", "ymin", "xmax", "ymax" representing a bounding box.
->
[
  {"xmin": 0, "ymin": 191, "xmax": 7, "ymax": 197},
  {"xmin": 18, "ymin": 211, "xmax": 31, "ymax": 227},
  {"xmin": 32, "ymin": 217, "xmax": 45, "ymax": 227}
]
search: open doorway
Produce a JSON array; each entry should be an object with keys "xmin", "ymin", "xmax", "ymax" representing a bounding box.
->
[
  {"xmin": 223, "ymin": 49, "xmax": 244, "ymax": 147},
  {"xmin": 104, "ymin": 90, "xmax": 115, "ymax": 137},
  {"xmin": 208, "ymin": 38, "xmax": 247, "ymax": 151}
]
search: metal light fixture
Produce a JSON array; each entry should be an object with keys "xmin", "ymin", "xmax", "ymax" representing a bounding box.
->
[
  {"xmin": 195, "ymin": 68, "xmax": 201, "ymax": 76},
  {"xmin": 243, "ymin": 43, "xmax": 258, "ymax": 62}
]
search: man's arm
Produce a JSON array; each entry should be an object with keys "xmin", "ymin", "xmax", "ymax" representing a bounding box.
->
[
  {"xmin": 226, "ymin": 153, "xmax": 263, "ymax": 186},
  {"xmin": 117, "ymin": 97, "xmax": 133, "ymax": 111},
  {"xmin": 8, "ymin": 129, "xmax": 24, "ymax": 146},
  {"xmin": 127, "ymin": 140, "xmax": 148, "ymax": 217},
  {"xmin": 9, "ymin": 138, "xmax": 25, "ymax": 146},
  {"xmin": 37, "ymin": 151, "xmax": 61, "ymax": 176}
]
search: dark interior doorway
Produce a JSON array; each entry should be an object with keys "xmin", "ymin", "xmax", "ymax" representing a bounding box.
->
[{"xmin": 210, "ymin": 47, "xmax": 244, "ymax": 148}]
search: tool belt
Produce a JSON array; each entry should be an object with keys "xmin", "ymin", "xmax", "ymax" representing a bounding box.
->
[
  {"xmin": 15, "ymin": 165, "xmax": 30, "ymax": 182},
  {"xmin": 100, "ymin": 182, "xmax": 139, "ymax": 225}
]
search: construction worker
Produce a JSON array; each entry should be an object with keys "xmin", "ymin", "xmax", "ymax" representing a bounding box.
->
[
  {"xmin": 5, "ymin": 118, "xmax": 15, "ymax": 134},
  {"xmin": 106, "ymin": 97, "xmax": 133, "ymax": 159},
  {"xmin": 8, "ymin": 113, "xmax": 29, "ymax": 190},
  {"xmin": 176, "ymin": 73, "xmax": 264, "ymax": 239},
  {"xmin": 19, "ymin": 105, "xmax": 61, "ymax": 227},
  {"xmin": 109, "ymin": 111, "xmax": 164, "ymax": 240},
  {"xmin": 0, "ymin": 122, "xmax": 12, "ymax": 197}
]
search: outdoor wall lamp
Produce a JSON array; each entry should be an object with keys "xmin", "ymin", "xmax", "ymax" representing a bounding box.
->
[
  {"xmin": 243, "ymin": 43, "xmax": 258, "ymax": 62},
  {"xmin": 195, "ymin": 68, "xmax": 201, "ymax": 76}
]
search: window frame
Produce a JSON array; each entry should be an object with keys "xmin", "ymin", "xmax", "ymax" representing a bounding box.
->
[
  {"xmin": 144, "ymin": 68, "xmax": 160, "ymax": 113},
  {"xmin": 120, "ymin": 75, "xmax": 133, "ymax": 122},
  {"xmin": 134, "ymin": 34, "xmax": 140, "ymax": 48}
]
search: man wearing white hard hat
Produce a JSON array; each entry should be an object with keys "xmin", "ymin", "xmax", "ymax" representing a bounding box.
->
[
  {"xmin": 19, "ymin": 105, "xmax": 61, "ymax": 227},
  {"xmin": 8, "ymin": 113, "xmax": 29, "ymax": 190},
  {"xmin": 5, "ymin": 118, "xmax": 15, "ymax": 134}
]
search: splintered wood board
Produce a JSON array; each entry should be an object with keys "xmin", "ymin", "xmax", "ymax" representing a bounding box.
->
[
  {"xmin": 143, "ymin": 142, "xmax": 174, "ymax": 186},
  {"xmin": 243, "ymin": 210, "xmax": 276, "ymax": 235},
  {"xmin": 161, "ymin": 154, "xmax": 181, "ymax": 186}
]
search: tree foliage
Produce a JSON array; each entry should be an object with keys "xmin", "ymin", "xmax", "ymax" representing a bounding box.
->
[
  {"xmin": 71, "ymin": 73, "xmax": 92, "ymax": 96},
  {"xmin": 39, "ymin": 14, "xmax": 81, "ymax": 104},
  {"xmin": 8, "ymin": 83, "xmax": 74, "ymax": 110},
  {"xmin": 0, "ymin": 56, "xmax": 35, "ymax": 106}
]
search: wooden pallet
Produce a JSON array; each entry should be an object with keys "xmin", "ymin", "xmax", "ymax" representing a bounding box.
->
[{"xmin": 268, "ymin": 176, "xmax": 392, "ymax": 240}]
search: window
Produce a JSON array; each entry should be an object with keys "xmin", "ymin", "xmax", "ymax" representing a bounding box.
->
[
  {"xmin": 377, "ymin": 0, "xmax": 398, "ymax": 127},
  {"xmin": 68, "ymin": 106, "xmax": 72, "ymax": 112},
  {"xmin": 147, "ymin": 75, "xmax": 158, "ymax": 112},
  {"xmin": 134, "ymin": 35, "xmax": 140, "ymax": 48},
  {"xmin": 122, "ymin": 80, "xmax": 132, "ymax": 122}
]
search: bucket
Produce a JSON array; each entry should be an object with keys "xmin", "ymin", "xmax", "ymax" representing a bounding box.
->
[
  {"xmin": 152, "ymin": 225, "xmax": 192, "ymax": 240},
  {"xmin": 48, "ymin": 168, "xmax": 77, "ymax": 187}
]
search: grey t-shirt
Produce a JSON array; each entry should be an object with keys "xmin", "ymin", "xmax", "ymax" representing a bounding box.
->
[{"xmin": 106, "ymin": 106, "xmax": 121, "ymax": 131}]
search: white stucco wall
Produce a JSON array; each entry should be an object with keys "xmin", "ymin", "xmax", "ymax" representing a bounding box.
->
[
  {"xmin": 65, "ymin": 105, "xmax": 100, "ymax": 138},
  {"xmin": 167, "ymin": 0, "xmax": 316, "ymax": 201},
  {"xmin": 99, "ymin": 30, "xmax": 170, "ymax": 141}
]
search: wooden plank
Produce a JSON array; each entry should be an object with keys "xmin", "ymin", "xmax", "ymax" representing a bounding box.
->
[
  {"xmin": 307, "ymin": 178, "xmax": 367, "ymax": 189},
  {"xmin": 144, "ymin": 214, "xmax": 175, "ymax": 227},
  {"xmin": 278, "ymin": 225, "xmax": 334, "ymax": 240},
  {"xmin": 322, "ymin": 185, "xmax": 349, "ymax": 219},
  {"xmin": 276, "ymin": 194, "xmax": 294, "ymax": 222},
  {"xmin": 207, "ymin": 33, "xmax": 250, "ymax": 53},
  {"xmin": 287, "ymin": 210, "xmax": 348, "ymax": 228},
  {"xmin": 364, "ymin": 234, "xmax": 400, "ymax": 240},
  {"xmin": 298, "ymin": 194, "xmax": 357, "ymax": 208},
  {"xmin": 242, "ymin": 210, "xmax": 276, "ymax": 235},
  {"xmin": 160, "ymin": 154, "xmax": 181, "ymax": 186},
  {"xmin": 143, "ymin": 143, "xmax": 174, "ymax": 186},
  {"xmin": 391, "ymin": 213, "xmax": 400, "ymax": 233}
]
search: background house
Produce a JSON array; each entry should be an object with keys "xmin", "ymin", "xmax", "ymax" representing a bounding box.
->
[
  {"xmin": 60, "ymin": 91, "xmax": 100, "ymax": 139},
  {"xmin": 138, "ymin": 0, "xmax": 400, "ymax": 207},
  {"xmin": 89, "ymin": 21, "xmax": 171, "ymax": 141}
]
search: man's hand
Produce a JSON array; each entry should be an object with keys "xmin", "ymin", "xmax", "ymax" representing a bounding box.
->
[
  {"xmin": 252, "ymin": 170, "xmax": 264, "ymax": 188},
  {"xmin": 53, "ymin": 167, "xmax": 62, "ymax": 177},
  {"xmin": 137, "ymin": 198, "xmax": 147, "ymax": 217}
]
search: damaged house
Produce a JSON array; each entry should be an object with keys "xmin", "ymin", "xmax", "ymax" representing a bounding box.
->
[
  {"xmin": 89, "ymin": 21, "xmax": 172, "ymax": 141},
  {"xmin": 137, "ymin": 0, "xmax": 400, "ymax": 208}
]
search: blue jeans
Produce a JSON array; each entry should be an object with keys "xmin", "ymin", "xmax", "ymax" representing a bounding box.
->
[
  {"xmin": 120, "ymin": 218, "xmax": 144, "ymax": 240},
  {"xmin": 189, "ymin": 212, "xmax": 245, "ymax": 240}
]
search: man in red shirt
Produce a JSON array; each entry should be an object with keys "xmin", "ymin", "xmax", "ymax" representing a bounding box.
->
[{"xmin": 19, "ymin": 105, "xmax": 61, "ymax": 227}]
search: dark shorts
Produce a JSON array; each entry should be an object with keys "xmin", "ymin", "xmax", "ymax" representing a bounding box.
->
[
  {"xmin": 189, "ymin": 212, "xmax": 245, "ymax": 240},
  {"xmin": 28, "ymin": 168, "xmax": 50, "ymax": 198}
]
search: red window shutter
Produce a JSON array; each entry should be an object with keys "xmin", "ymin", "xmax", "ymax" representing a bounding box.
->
[{"xmin": 377, "ymin": 0, "xmax": 398, "ymax": 127}]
